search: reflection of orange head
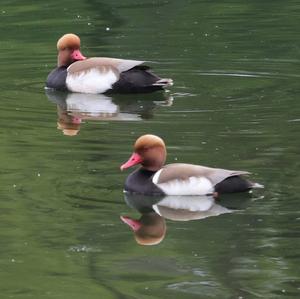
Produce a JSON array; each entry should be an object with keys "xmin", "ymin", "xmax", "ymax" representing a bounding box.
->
[
  {"xmin": 121, "ymin": 213, "xmax": 166, "ymax": 246},
  {"xmin": 57, "ymin": 120, "xmax": 80, "ymax": 136},
  {"xmin": 57, "ymin": 106, "xmax": 81, "ymax": 136},
  {"xmin": 57, "ymin": 122, "xmax": 79, "ymax": 136}
]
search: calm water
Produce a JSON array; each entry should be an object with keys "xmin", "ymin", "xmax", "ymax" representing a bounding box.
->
[{"xmin": 0, "ymin": 0, "xmax": 299, "ymax": 298}]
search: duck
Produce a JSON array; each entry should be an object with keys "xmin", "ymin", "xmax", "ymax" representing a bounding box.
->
[
  {"xmin": 46, "ymin": 33, "xmax": 173, "ymax": 94},
  {"xmin": 120, "ymin": 134, "xmax": 263, "ymax": 197}
]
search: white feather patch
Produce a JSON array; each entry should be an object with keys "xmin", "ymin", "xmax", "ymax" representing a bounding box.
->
[
  {"xmin": 152, "ymin": 172, "xmax": 214, "ymax": 196},
  {"xmin": 152, "ymin": 169, "xmax": 163, "ymax": 184},
  {"xmin": 66, "ymin": 68, "xmax": 118, "ymax": 94}
]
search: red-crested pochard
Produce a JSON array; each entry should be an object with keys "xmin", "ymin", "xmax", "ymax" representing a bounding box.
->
[
  {"xmin": 46, "ymin": 33, "xmax": 173, "ymax": 94},
  {"xmin": 120, "ymin": 134, "xmax": 263, "ymax": 196}
]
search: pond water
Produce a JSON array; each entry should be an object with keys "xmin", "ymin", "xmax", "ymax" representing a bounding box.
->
[{"xmin": 0, "ymin": 0, "xmax": 299, "ymax": 298}]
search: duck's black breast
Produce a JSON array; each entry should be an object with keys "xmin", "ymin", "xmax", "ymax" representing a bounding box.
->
[
  {"xmin": 124, "ymin": 168, "xmax": 165, "ymax": 196},
  {"xmin": 46, "ymin": 66, "xmax": 68, "ymax": 91}
]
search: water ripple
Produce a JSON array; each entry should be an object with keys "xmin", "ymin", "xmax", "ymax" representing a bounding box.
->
[
  {"xmin": 167, "ymin": 280, "xmax": 224, "ymax": 296},
  {"xmin": 196, "ymin": 70, "xmax": 300, "ymax": 79}
]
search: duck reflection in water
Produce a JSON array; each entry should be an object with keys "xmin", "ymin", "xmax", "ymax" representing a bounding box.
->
[
  {"xmin": 45, "ymin": 89, "xmax": 173, "ymax": 136},
  {"xmin": 121, "ymin": 192, "xmax": 232, "ymax": 246},
  {"xmin": 56, "ymin": 103, "xmax": 82, "ymax": 136}
]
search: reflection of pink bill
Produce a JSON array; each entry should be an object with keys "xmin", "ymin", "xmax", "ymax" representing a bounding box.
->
[{"xmin": 72, "ymin": 116, "xmax": 82, "ymax": 124}]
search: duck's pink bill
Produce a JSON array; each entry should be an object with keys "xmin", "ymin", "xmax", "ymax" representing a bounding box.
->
[
  {"xmin": 120, "ymin": 216, "xmax": 141, "ymax": 231},
  {"xmin": 71, "ymin": 49, "xmax": 86, "ymax": 61},
  {"xmin": 120, "ymin": 152, "xmax": 142, "ymax": 170}
]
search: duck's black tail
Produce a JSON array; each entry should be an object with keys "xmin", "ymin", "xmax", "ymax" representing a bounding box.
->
[
  {"xmin": 152, "ymin": 78, "xmax": 173, "ymax": 87},
  {"xmin": 215, "ymin": 176, "xmax": 264, "ymax": 194},
  {"xmin": 111, "ymin": 66, "xmax": 173, "ymax": 93}
]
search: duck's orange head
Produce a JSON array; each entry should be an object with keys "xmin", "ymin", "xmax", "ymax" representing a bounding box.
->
[
  {"xmin": 121, "ymin": 134, "xmax": 167, "ymax": 171},
  {"xmin": 56, "ymin": 33, "xmax": 86, "ymax": 66},
  {"xmin": 57, "ymin": 33, "xmax": 81, "ymax": 50}
]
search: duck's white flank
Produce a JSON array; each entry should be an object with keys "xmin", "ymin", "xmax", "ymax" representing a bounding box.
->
[
  {"xmin": 66, "ymin": 68, "xmax": 118, "ymax": 94},
  {"xmin": 152, "ymin": 169, "xmax": 214, "ymax": 195}
]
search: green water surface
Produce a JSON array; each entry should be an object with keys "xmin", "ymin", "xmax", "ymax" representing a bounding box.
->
[{"xmin": 0, "ymin": 0, "xmax": 299, "ymax": 298}]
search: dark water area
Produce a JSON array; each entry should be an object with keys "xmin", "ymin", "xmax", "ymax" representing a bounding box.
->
[{"xmin": 0, "ymin": 0, "xmax": 299, "ymax": 298}]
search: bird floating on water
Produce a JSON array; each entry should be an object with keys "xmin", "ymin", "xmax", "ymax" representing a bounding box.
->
[
  {"xmin": 120, "ymin": 134, "xmax": 263, "ymax": 197},
  {"xmin": 46, "ymin": 33, "xmax": 173, "ymax": 94}
]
